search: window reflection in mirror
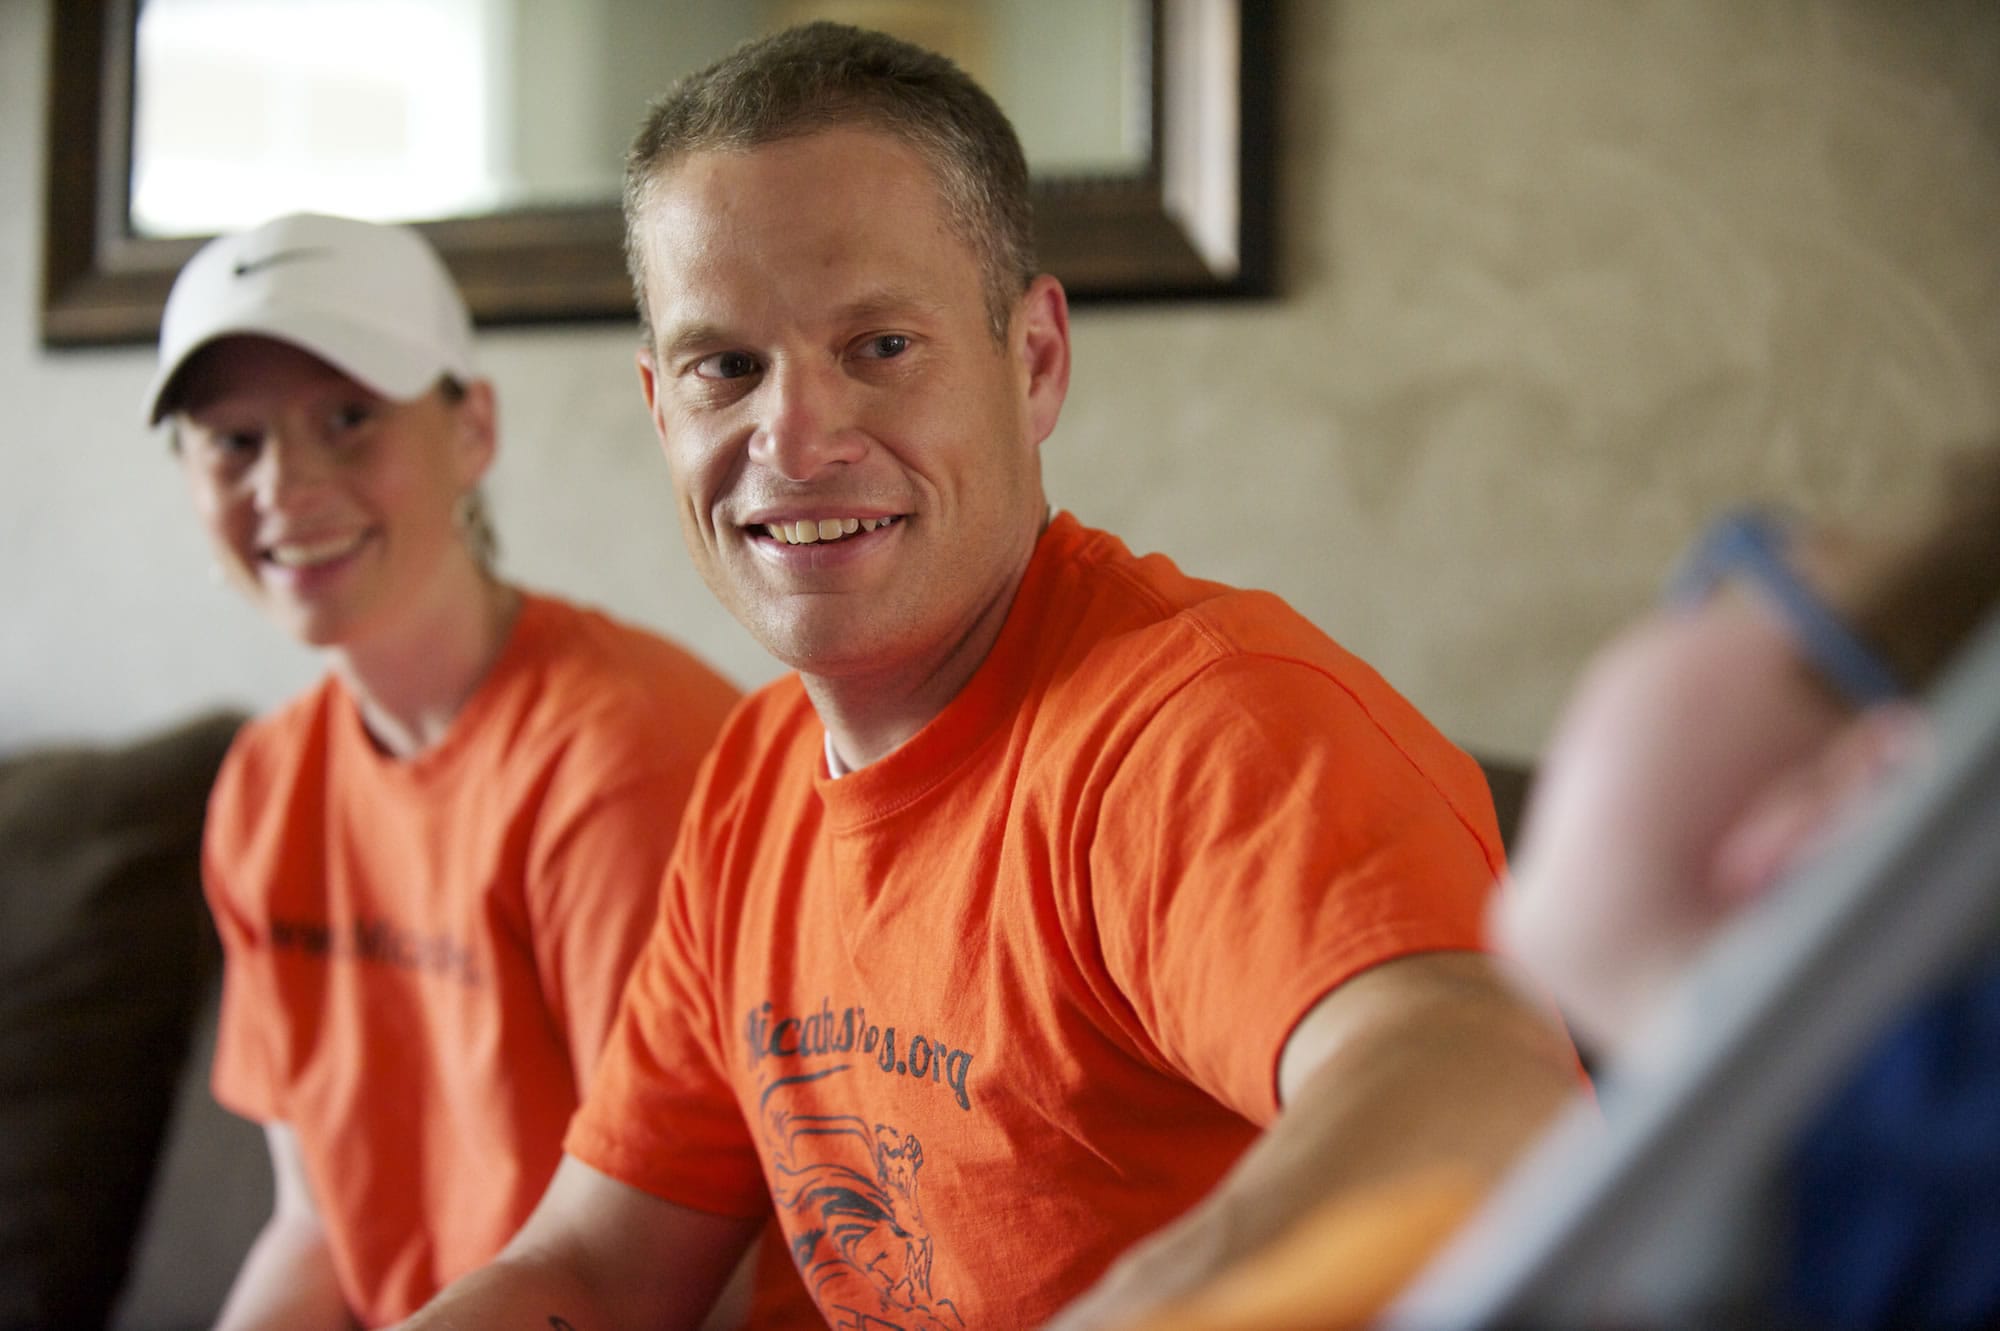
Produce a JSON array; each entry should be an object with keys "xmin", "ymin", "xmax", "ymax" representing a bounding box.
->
[{"xmin": 131, "ymin": 0, "xmax": 1150, "ymax": 238}]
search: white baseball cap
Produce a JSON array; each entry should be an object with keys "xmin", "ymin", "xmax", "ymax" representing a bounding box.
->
[{"xmin": 143, "ymin": 212, "xmax": 476, "ymax": 425}]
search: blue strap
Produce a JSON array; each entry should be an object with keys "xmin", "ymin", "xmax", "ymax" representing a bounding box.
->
[{"xmin": 1666, "ymin": 508, "xmax": 1905, "ymax": 707}]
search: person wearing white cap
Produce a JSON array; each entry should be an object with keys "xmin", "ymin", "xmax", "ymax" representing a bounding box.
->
[{"xmin": 149, "ymin": 211, "xmax": 745, "ymax": 1328}]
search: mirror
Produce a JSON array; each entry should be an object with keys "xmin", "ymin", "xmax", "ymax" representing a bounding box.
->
[{"xmin": 42, "ymin": 0, "xmax": 1275, "ymax": 346}]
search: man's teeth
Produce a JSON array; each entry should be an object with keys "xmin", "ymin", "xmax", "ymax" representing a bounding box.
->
[
  {"xmin": 268, "ymin": 534, "xmax": 362, "ymax": 567},
  {"xmin": 764, "ymin": 515, "xmax": 899, "ymax": 545}
]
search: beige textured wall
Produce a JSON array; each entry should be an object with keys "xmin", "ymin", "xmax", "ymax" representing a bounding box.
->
[
  {"xmin": 6, "ymin": 0, "xmax": 1997, "ymax": 761},
  {"xmin": 1054, "ymin": 0, "xmax": 2000, "ymax": 758}
]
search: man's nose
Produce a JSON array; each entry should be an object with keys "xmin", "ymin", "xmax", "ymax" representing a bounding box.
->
[{"xmin": 747, "ymin": 361, "xmax": 868, "ymax": 481}]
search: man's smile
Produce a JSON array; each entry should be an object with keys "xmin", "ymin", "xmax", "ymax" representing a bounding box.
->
[{"xmin": 753, "ymin": 514, "xmax": 904, "ymax": 546}]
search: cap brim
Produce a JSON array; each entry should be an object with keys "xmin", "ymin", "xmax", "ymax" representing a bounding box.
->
[{"xmin": 144, "ymin": 312, "xmax": 464, "ymax": 425}]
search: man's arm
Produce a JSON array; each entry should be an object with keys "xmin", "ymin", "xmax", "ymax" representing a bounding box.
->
[
  {"xmin": 1042, "ymin": 950, "xmax": 1582, "ymax": 1331},
  {"xmin": 393, "ymin": 1155, "xmax": 762, "ymax": 1331},
  {"xmin": 213, "ymin": 1122, "xmax": 354, "ymax": 1331}
]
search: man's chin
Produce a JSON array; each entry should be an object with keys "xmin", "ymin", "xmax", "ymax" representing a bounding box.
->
[
  {"xmin": 763, "ymin": 635, "xmax": 884, "ymax": 677},
  {"xmin": 751, "ymin": 616, "xmax": 910, "ymax": 681}
]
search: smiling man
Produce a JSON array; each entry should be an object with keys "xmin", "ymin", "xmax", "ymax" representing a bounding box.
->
[{"xmin": 397, "ymin": 22, "xmax": 1578, "ymax": 1331}]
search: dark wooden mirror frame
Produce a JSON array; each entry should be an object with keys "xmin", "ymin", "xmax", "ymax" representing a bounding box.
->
[{"xmin": 41, "ymin": 0, "xmax": 1275, "ymax": 348}]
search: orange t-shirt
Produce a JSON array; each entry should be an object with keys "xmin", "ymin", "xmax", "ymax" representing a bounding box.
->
[
  {"xmin": 205, "ymin": 593, "xmax": 740, "ymax": 1327},
  {"xmin": 570, "ymin": 515, "xmax": 1505, "ymax": 1329}
]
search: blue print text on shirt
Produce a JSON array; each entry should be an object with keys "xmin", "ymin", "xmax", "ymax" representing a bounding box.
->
[{"xmin": 746, "ymin": 997, "xmax": 976, "ymax": 1111}]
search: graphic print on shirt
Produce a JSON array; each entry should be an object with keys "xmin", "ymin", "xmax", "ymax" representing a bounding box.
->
[
  {"xmin": 265, "ymin": 912, "xmax": 483, "ymax": 986},
  {"xmin": 747, "ymin": 998, "xmax": 976, "ymax": 1330}
]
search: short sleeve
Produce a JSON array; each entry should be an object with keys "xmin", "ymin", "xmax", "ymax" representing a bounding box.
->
[
  {"xmin": 564, "ymin": 854, "xmax": 768, "ymax": 1220},
  {"xmin": 1089, "ymin": 656, "xmax": 1501, "ymax": 1124},
  {"xmin": 205, "ymin": 755, "xmax": 283, "ymax": 1125}
]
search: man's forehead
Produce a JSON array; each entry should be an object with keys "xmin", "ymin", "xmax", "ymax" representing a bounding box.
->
[{"xmin": 635, "ymin": 143, "xmax": 984, "ymax": 343}]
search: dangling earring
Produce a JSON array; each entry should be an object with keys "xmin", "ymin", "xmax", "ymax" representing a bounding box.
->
[{"xmin": 454, "ymin": 488, "xmax": 499, "ymax": 573}]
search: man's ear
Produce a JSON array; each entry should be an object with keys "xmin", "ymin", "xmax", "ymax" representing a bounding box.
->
[
  {"xmin": 1015, "ymin": 274, "xmax": 1071, "ymax": 448},
  {"xmin": 1708, "ymin": 703, "xmax": 1926, "ymax": 904},
  {"xmin": 635, "ymin": 345, "xmax": 672, "ymax": 453}
]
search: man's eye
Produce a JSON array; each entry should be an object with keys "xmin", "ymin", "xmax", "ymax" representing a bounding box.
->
[
  {"xmin": 859, "ymin": 333, "xmax": 911, "ymax": 360},
  {"xmin": 695, "ymin": 351, "xmax": 759, "ymax": 381}
]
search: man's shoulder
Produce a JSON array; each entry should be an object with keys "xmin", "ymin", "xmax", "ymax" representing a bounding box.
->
[
  {"xmin": 1038, "ymin": 518, "xmax": 1355, "ymax": 699},
  {"xmin": 704, "ymin": 672, "xmax": 818, "ymax": 763},
  {"xmin": 1028, "ymin": 593, "xmax": 1361, "ymax": 756},
  {"xmin": 665, "ymin": 674, "xmax": 821, "ymax": 863},
  {"xmin": 1029, "ymin": 522, "xmax": 1476, "ymax": 794}
]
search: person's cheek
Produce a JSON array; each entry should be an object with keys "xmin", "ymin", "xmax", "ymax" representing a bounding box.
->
[{"xmin": 1707, "ymin": 704, "xmax": 1926, "ymax": 904}]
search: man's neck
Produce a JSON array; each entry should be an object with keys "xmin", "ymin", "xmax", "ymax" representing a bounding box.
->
[
  {"xmin": 809, "ymin": 506, "xmax": 1054, "ymax": 771},
  {"xmin": 805, "ymin": 664, "xmax": 966, "ymax": 772},
  {"xmin": 808, "ymin": 577, "xmax": 1031, "ymax": 771}
]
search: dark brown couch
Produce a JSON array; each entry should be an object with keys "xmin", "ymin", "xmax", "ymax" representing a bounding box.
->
[{"xmin": 0, "ymin": 712, "xmax": 268, "ymax": 1331}]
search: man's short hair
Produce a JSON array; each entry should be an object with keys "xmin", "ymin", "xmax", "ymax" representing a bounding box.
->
[{"xmin": 623, "ymin": 21, "xmax": 1038, "ymax": 342}]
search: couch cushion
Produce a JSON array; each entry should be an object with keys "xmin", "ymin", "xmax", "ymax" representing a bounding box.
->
[
  {"xmin": 1474, "ymin": 754, "xmax": 1535, "ymax": 855},
  {"xmin": 0, "ymin": 712, "xmax": 243, "ymax": 1331}
]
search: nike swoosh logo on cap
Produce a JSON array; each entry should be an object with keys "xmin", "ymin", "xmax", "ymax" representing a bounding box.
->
[{"xmin": 232, "ymin": 247, "xmax": 330, "ymax": 278}]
